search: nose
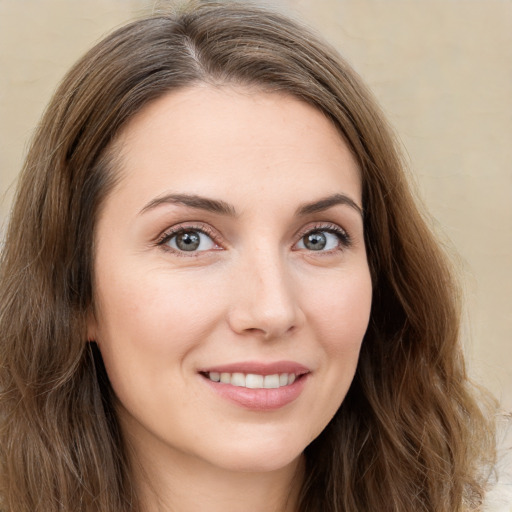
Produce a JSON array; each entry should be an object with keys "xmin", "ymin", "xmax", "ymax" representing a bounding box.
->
[{"xmin": 227, "ymin": 249, "xmax": 304, "ymax": 340}]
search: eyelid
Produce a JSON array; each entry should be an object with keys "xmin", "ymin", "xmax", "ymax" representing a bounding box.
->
[
  {"xmin": 294, "ymin": 222, "xmax": 352, "ymax": 251},
  {"xmin": 154, "ymin": 220, "xmax": 351, "ymax": 256},
  {"xmin": 155, "ymin": 222, "xmax": 224, "ymax": 253}
]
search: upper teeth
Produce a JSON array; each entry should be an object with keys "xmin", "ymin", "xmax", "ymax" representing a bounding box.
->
[{"xmin": 207, "ymin": 372, "xmax": 297, "ymax": 389}]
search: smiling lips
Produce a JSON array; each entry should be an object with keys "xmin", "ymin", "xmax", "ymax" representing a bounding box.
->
[
  {"xmin": 206, "ymin": 371, "xmax": 297, "ymax": 389},
  {"xmin": 199, "ymin": 361, "xmax": 310, "ymax": 410}
]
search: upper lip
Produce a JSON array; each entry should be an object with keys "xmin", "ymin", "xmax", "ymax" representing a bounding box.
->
[{"xmin": 198, "ymin": 360, "xmax": 310, "ymax": 376}]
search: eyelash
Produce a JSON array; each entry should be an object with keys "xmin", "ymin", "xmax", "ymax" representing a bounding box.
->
[
  {"xmin": 295, "ymin": 223, "xmax": 352, "ymax": 252},
  {"xmin": 156, "ymin": 223, "xmax": 221, "ymax": 257},
  {"xmin": 155, "ymin": 222, "xmax": 351, "ymax": 256}
]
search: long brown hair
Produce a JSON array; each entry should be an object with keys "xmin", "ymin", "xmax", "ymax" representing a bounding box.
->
[{"xmin": 0, "ymin": 2, "xmax": 495, "ymax": 511}]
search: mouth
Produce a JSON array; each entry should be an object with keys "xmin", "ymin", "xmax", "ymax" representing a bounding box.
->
[
  {"xmin": 200, "ymin": 371, "xmax": 300, "ymax": 389},
  {"xmin": 198, "ymin": 361, "xmax": 310, "ymax": 411}
]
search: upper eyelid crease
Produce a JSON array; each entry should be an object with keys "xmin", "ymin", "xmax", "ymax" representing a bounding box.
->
[
  {"xmin": 297, "ymin": 222, "xmax": 349, "ymax": 237},
  {"xmin": 156, "ymin": 221, "xmax": 351, "ymax": 246}
]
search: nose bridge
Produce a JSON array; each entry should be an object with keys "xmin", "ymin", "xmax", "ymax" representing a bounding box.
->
[{"xmin": 228, "ymin": 244, "xmax": 302, "ymax": 339}]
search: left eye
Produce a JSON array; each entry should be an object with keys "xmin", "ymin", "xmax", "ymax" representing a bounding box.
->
[
  {"xmin": 296, "ymin": 230, "xmax": 342, "ymax": 251},
  {"xmin": 166, "ymin": 229, "xmax": 217, "ymax": 252}
]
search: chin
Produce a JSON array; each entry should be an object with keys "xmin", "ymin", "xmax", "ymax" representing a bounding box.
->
[{"xmin": 203, "ymin": 436, "xmax": 308, "ymax": 474}]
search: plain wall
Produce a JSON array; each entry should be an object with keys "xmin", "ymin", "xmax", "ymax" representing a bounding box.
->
[{"xmin": 0, "ymin": 0, "xmax": 511, "ymax": 410}]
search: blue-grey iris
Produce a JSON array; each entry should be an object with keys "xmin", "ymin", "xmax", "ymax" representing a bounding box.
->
[
  {"xmin": 176, "ymin": 231, "xmax": 201, "ymax": 251},
  {"xmin": 303, "ymin": 232, "xmax": 327, "ymax": 250}
]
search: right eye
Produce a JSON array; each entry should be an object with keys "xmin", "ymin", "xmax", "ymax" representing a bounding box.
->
[{"xmin": 161, "ymin": 228, "xmax": 218, "ymax": 253}]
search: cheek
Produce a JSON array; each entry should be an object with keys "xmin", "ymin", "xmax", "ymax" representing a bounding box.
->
[
  {"xmin": 92, "ymin": 271, "xmax": 225, "ymax": 421},
  {"xmin": 296, "ymin": 270, "xmax": 371, "ymax": 442},
  {"xmin": 95, "ymin": 265, "xmax": 222, "ymax": 343},
  {"xmin": 92, "ymin": 267, "xmax": 227, "ymax": 402},
  {"xmin": 305, "ymin": 267, "xmax": 372, "ymax": 355}
]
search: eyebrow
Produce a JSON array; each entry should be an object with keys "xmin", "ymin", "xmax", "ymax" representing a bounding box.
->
[
  {"xmin": 139, "ymin": 192, "xmax": 363, "ymax": 218},
  {"xmin": 139, "ymin": 193, "xmax": 238, "ymax": 217},
  {"xmin": 296, "ymin": 194, "xmax": 363, "ymax": 218}
]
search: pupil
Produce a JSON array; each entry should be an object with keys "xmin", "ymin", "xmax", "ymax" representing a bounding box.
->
[
  {"xmin": 176, "ymin": 231, "xmax": 200, "ymax": 251},
  {"xmin": 304, "ymin": 232, "xmax": 326, "ymax": 250}
]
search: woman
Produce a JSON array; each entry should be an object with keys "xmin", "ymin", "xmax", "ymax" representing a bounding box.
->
[{"xmin": 0, "ymin": 1, "xmax": 497, "ymax": 511}]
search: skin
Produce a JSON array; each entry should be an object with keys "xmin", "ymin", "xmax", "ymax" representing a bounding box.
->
[{"xmin": 88, "ymin": 85, "xmax": 373, "ymax": 512}]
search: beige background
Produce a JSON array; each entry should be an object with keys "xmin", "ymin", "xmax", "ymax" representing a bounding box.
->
[{"xmin": 0, "ymin": 0, "xmax": 511, "ymax": 410}]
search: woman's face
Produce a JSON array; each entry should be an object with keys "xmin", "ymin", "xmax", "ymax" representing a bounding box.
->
[{"xmin": 89, "ymin": 85, "xmax": 372, "ymax": 474}]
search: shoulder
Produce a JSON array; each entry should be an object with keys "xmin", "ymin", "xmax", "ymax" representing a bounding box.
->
[{"xmin": 483, "ymin": 413, "xmax": 512, "ymax": 512}]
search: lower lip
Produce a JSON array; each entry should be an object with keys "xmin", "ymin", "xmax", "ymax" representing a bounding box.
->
[{"xmin": 201, "ymin": 374, "xmax": 308, "ymax": 411}]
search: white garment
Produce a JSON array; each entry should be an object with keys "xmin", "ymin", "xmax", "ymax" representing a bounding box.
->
[{"xmin": 483, "ymin": 414, "xmax": 512, "ymax": 512}]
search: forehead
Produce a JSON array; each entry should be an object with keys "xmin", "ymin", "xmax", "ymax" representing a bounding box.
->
[{"xmin": 108, "ymin": 85, "xmax": 361, "ymax": 213}]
